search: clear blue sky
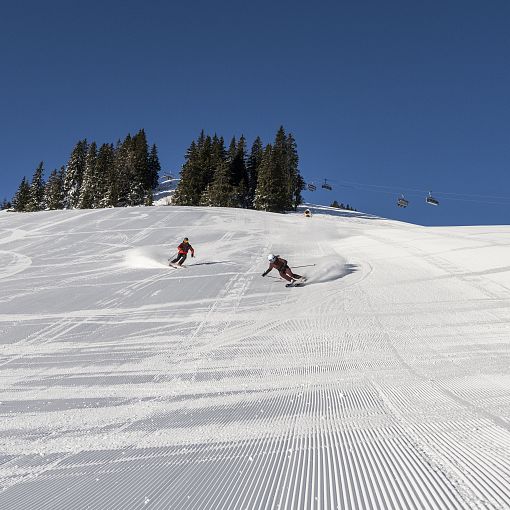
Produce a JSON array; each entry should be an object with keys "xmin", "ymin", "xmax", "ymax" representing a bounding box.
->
[{"xmin": 1, "ymin": 0, "xmax": 509, "ymax": 225}]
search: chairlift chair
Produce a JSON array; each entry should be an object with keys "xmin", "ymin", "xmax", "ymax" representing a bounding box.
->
[
  {"xmin": 397, "ymin": 195, "xmax": 409, "ymax": 208},
  {"xmin": 307, "ymin": 183, "xmax": 317, "ymax": 192},
  {"xmin": 321, "ymin": 179, "xmax": 332, "ymax": 191},
  {"xmin": 425, "ymin": 192, "xmax": 439, "ymax": 206}
]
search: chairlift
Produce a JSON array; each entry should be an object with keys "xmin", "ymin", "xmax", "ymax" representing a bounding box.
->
[
  {"xmin": 321, "ymin": 179, "xmax": 333, "ymax": 191},
  {"xmin": 425, "ymin": 192, "xmax": 439, "ymax": 206},
  {"xmin": 307, "ymin": 183, "xmax": 317, "ymax": 192},
  {"xmin": 397, "ymin": 195, "xmax": 409, "ymax": 208}
]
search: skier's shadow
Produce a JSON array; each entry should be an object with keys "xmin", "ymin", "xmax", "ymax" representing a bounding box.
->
[{"xmin": 188, "ymin": 260, "xmax": 234, "ymax": 267}]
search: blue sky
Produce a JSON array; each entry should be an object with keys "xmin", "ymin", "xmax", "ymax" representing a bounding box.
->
[{"xmin": 1, "ymin": 0, "xmax": 509, "ymax": 225}]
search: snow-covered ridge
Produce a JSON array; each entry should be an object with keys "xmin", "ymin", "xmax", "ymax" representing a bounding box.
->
[
  {"xmin": 152, "ymin": 175, "xmax": 179, "ymax": 206},
  {"xmin": 0, "ymin": 206, "xmax": 509, "ymax": 509}
]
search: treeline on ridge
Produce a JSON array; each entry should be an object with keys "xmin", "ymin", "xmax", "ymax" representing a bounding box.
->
[
  {"xmin": 173, "ymin": 126, "xmax": 305, "ymax": 212},
  {"xmin": 10, "ymin": 129, "xmax": 160, "ymax": 212},
  {"xmin": 7, "ymin": 125, "xmax": 305, "ymax": 214}
]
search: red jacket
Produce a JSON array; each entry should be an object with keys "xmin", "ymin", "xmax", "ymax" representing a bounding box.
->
[{"xmin": 177, "ymin": 242, "xmax": 194, "ymax": 255}]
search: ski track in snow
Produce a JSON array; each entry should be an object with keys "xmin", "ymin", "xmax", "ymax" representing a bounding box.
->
[
  {"xmin": 0, "ymin": 206, "xmax": 509, "ymax": 509},
  {"xmin": 0, "ymin": 250, "xmax": 32, "ymax": 279}
]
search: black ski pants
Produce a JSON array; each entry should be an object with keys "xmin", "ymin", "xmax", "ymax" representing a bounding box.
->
[{"xmin": 171, "ymin": 253, "xmax": 187, "ymax": 265}]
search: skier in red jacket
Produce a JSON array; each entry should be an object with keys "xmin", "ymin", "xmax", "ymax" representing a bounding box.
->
[
  {"xmin": 262, "ymin": 254, "xmax": 302, "ymax": 283},
  {"xmin": 170, "ymin": 238, "xmax": 195, "ymax": 266}
]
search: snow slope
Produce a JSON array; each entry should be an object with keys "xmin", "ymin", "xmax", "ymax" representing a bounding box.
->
[{"xmin": 0, "ymin": 205, "xmax": 509, "ymax": 509}]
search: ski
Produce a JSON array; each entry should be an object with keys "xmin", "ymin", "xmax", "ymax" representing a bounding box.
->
[
  {"xmin": 286, "ymin": 277, "xmax": 306, "ymax": 287},
  {"xmin": 169, "ymin": 262, "xmax": 186, "ymax": 269}
]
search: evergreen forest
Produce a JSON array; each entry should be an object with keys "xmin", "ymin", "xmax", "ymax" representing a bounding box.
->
[
  {"xmin": 8, "ymin": 126, "xmax": 305, "ymax": 214},
  {"xmin": 173, "ymin": 126, "xmax": 304, "ymax": 212},
  {"xmin": 9, "ymin": 129, "xmax": 160, "ymax": 212}
]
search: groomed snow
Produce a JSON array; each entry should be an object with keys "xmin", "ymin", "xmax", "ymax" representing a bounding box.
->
[{"xmin": 0, "ymin": 205, "xmax": 509, "ymax": 509}]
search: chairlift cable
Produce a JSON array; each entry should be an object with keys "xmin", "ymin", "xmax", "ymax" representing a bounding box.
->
[{"xmin": 308, "ymin": 178, "xmax": 510, "ymax": 205}]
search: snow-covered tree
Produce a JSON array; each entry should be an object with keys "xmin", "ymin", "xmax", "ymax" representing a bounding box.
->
[
  {"xmin": 44, "ymin": 168, "xmax": 65, "ymax": 210},
  {"xmin": 147, "ymin": 144, "xmax": 161, "ymax": 191},
  {"xmin": 227, "ymin": 135, "xmax": 248, "ymax": 207},
  {"xmin": 114, "ymin": 135, "xmax": 134, "ymax": 206},
  {"xmin": 27, "ymin": 162, "xmax": 45, "ymax": 211},
  {"xmin": 96, "ymin": 144, "xmax": 116, "ymax": 208},
  {"xmin": 253, "ymin": 127, "xmax": 304, "ymax": 212},
  {"xmin": 286, "ymin": 132, "xmax": 304, "ymax": 210},
  {"xmin": 63, "ymin": 139, "xmax": 88, "ymax": 208},
  {"xmin": 130, "ymin": 129, "xmax": 149, "ymax": 205},
  {"xmin": 253, "ymin": 144, "xmax": 278, "ymax": 211},
  {"xmin": 246, "ymin": 136, "xmax": 263, "ymax": 208},
  {"xmin": 78, "ymin": 142, "xmax": 98, "ymax": 209},
  {"xmin": 12, "ymin": 177, "xmax": 30, "ymax": 212},
  {"xmin": 208, "ymin": 161, "xmax": 237, "ymax": 207},
  {"xmin": 174, "ymin": 133, "xmax": 214, "ymax": 206}
]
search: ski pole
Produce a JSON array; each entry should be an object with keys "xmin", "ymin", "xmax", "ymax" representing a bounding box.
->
[{"xmin": 291, "ymin": 264, "xmax": 316, "ymax": 269}]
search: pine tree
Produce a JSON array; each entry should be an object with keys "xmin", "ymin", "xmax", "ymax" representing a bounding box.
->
[
  {"xmin": 253, "ymin": 144, "xmax": 277, "ymax": 211},
  {"xmin": 63, "ymin": 139, "xmax": 88, "ymax": 208},
  {"xmin": 44, "ymin": 168, "xmax": 65, "ymax": 210},
  {"xmin": 106, "ymin": 139, "xmax": 123, "ymax": 206},
  {"xmin": 199, "ymin": 184, "xmax": 212, "ymax": 206},
  {"xmin": 228, "ymin": 135, "xmax": 248, "ymax": 207},
  {"xmin": 199, "ymin": 134, "xmax": 214, "ymax": 192},
  {"xmin": 144, "ymin": 189, "xmax": 154, "ymax": 206},
  {"xmin": 246, "ymin": 136, "xmax": 263, "ymax": 208},
  {"xmin": 130, "ymin": 129, "xmax": 149, "ymax": 205},
  {"xmin": 174, "ymin": 132, "xmax": 218, "ymax": 206},
  {"xmin": 286, "ymin": 132, "xmax": 304, "ymax": 210},
  {"xmin": 273, "ymin": 127, "xmax": 292, "ymax": 211},
  {"xmin": 115, "ymin": 135, "xmax": 134, "ymax": 206},
  {"xmin": 173, "ymin": 140, "xmax": 198, "ymax": 205},
  {"xmin": 147, "ymin": 144, "xmax": 161, "ymax": 191},
  {"xmin": 96, "ymin": 144, "xmax": 116, "ymax": 208},
  {"xmin": 208, "ymin": 161, "xmax": 237, "ymax": 207},
  {"xmin": 1, "ymin": 198, "xmax": 12, "ymax": 210},
  {"xmin": 27, "ymin": 162, "xmax": 45, "ymax": 211},
  {"xmin": 211, "ymin": 135, "xmax": 226, "ymax": 170},
  {"xmin": 78, "ymin": 142, "xmax": 98, "ymax": 209},
  {"xmin": 12, "ymin": 177, "xmax": 31, "ymax": 212}
]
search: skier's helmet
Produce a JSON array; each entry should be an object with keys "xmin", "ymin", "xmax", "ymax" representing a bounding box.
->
[
  {"xmin": 183, "ymin": 237, "xmax": 189, "ymax": 242},
  {"xmin": 268, "ymin": 254, "xmax": 276, "ymax": 262}
]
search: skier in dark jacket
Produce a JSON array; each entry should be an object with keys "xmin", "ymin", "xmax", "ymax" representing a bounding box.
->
[
  {"xmin": 262, "ymin": 254, "xmax": 302, "ymax": 282},
  {"xmin": 170, "ymin": 238, "xmax": 195, "ymax": 266}
]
